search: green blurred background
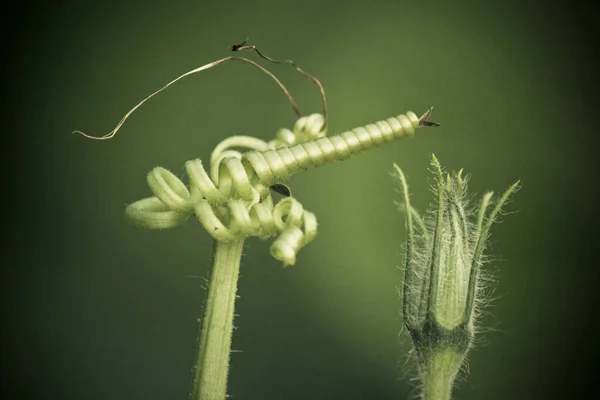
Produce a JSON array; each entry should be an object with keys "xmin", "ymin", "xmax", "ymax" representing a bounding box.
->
[{"xmin": 5, "ymin": 1, "xmax": 598, "ymax": 399}]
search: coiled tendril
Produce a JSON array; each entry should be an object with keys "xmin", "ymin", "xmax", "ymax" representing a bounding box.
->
[
  {"xmin": 126, "ymin": 109, "xmax": 434, "ymax": 265},
  {"xmin": 243, "ymin": 111, "xmax": 422, "ymax": 188},
  {"xmin": 126, "ymin": 113, "xmax": 326, "ymax": 266},
  {"xmin": 74, "ymin": 41, "xmax": 437, "ymax": 265}
]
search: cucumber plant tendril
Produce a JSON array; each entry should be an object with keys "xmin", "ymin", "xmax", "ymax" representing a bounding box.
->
[{"xmin": 74, "ymin": 41, "xmax": 439, "ymax": 400}]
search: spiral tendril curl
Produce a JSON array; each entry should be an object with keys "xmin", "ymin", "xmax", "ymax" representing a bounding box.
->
[
  {"xmin": 75, "ymin": 41, "xmax": 438, "ymax": 265},
  {"xmin": 125, "ymin": 108, "xmax": 437, "ymax": 266},
  {"xmin": 126, "ymin": 113, "xmax": 328, "ymax": 266},
  {"xmin": 242, "ymin": 110, "xmax": 430, "ymax": 187}
]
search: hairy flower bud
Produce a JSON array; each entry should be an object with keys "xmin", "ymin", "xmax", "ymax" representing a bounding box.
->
[{"xmin": 394, "ymin": 155, "xmax": 519, "ymax": 400}]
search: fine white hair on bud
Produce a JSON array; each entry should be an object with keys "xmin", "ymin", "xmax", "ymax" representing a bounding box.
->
[{"xmin": 394, "ymin": 155, "xmax": 520, "ymax": 400}]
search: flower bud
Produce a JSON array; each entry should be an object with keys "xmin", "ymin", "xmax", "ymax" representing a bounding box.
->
[{"xmin": 394, "ymin": 155, "xmax": 519, "ymax": 400}]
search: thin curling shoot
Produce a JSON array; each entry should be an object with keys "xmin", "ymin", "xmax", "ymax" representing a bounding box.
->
[
  {"xmin": 73, "ymin": 40, "xmax": 327, "ymax": 140},
  {"xmin": 230, "ymin": 38, "xmax": 328, "ymax": 131},
  {"xmin": 124, "ymin": 117, "xmax": 324, "ymax": 265}
]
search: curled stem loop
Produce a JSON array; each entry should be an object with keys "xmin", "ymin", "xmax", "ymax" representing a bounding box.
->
[
  {"xmin": 126, "ymin": 115, "xmax": 326, "ymax": 265},
  {"xmin": 126, "ymin": 108, "xmax": 434, "ymax": 264}
]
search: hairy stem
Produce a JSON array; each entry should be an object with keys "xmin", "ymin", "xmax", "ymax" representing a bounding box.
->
[
  {"xmin": 190, "ymin": 239, "xmax": 244, "ymax": 400},
  {"xmin": 420, "ymin": 348, "xmax": 464, "ymax": 400}
]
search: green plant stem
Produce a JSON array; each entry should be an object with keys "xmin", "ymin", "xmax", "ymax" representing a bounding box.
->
[
  {"xmin": 190, "ymin": 239, "xmax": 245, "ymax": 400},
  {"xmin": 420, "ymin": 348, "xmax": 464, "ymax": 400}
]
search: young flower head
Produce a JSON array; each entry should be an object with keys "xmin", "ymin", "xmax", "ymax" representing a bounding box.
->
[{"xmin": 394, "ymin": 155, "xmax": 519, "ymax": 400}]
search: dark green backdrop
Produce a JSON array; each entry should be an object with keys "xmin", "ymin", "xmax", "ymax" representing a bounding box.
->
[{"xmin": 5, "ymin": 1, "xmax": 597, "ymax": 399}]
